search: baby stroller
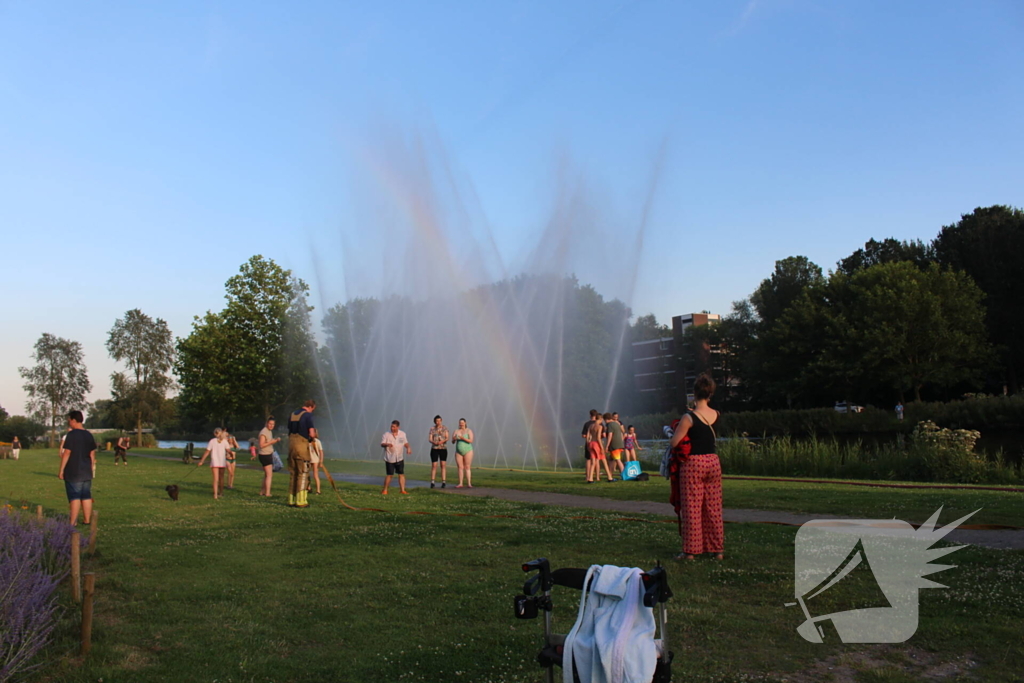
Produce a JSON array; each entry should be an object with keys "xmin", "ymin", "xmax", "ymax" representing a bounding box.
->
[{"xmin": 514, "ymin": 557, "xmax": 673, "ymax": 683}]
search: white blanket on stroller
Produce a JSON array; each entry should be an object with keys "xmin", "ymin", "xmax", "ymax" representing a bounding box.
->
[{"xmin": 562, "ymin": 564, "xmax": 657, "ymax": 683}]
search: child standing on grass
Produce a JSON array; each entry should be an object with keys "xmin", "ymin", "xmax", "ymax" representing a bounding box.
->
[
  {"xmin": 224, "ymin": 432, "xmax": 239, "ymax": 490},
  {"xmin": 624, "ymin": 425, "xmax": 642, "ymax": 462},
  {"xmin": 197, "ymin": 428, "xmax": 228, "ymax": 500}
]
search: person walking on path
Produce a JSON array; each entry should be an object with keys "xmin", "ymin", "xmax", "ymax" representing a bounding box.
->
[
  {"xmin": 10, "ymin": 436, "xmax": 20, "ymax": 460},
  {"xmin": 114, "ymin": 433, "xmax": 130, "ymax": 466},
  {"xmin": 255, "ymin": 417, "xmax": 281, "ymax": 497},
  {"xmin": 669, "ymin": 373, "xmax": 724, "ymax": 561},
  {"xmin": 381, "ymin": 420, "xmax": 411, "ymax": 495},
  {"xmin": 428, "ymin": 415, "xmax": 449, "ymax": 489},
  {"xmin": 452, "ymin": 418, "xmax": 475, "ymax": 488},
  {"xmin": 57, "ymin": 411, "xmax": 96, "ymax": 526},
  {"xmin": 287, "ymin": 400, "xmax": 317, "ymax": 508},
  {"xmin": 896, "ymin": 402, "xmax": 904, "ymax": 421},
  {"xmin": 309, "ymin": 436, "xmax": 324, "ymax": 495},
  {"xmin": 197, "ymin": 428, "xmax": 229, "ymax": 500}
]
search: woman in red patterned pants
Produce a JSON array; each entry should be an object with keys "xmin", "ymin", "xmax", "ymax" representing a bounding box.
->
[{"xmin": 669, "ymin": 373, "xmax": 724, "ymax": 561}]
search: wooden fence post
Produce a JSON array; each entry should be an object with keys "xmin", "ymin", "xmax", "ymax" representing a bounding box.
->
[
  {"xmin": 80, "ymin": 573, "xmax": 96, "ymax": 656},
  {"xmin": 70, "ymin": 531, "xmax": 81, "ymax": 603},
  {"xmin": 87, "ymin": 511, "xmax": 99, "ymax": 555},
  {"xmin": 36, "ymin": 504, "xmax": 43, "ymax": 520}
]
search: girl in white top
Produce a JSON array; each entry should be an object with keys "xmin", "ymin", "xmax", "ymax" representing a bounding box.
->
[{"xmin": 197, "ymin": 428, "xmax": 228, "ymax": 500}]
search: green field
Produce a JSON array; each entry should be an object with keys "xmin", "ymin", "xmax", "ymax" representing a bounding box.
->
[
  {"xmin": 3, "ymin": 450, "xmax": 1023, "ymax": 682},
  {"xmin": 240, "ymin": 455, "xmax": 1024, "ymax": 528}
]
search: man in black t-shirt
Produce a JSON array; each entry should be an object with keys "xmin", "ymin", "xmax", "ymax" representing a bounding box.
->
[{"xmin": 58, "ymin": 410, "xmax": 97, "ymax": 526}]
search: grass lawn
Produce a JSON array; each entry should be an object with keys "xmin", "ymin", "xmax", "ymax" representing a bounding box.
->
[
  {"xmin": 2, "ymin": 450, "xmax": 1022, "ymax": 682},
  {"xmin": 225, "ymin": 455, "xmax": 1024, "ymax": 528}
]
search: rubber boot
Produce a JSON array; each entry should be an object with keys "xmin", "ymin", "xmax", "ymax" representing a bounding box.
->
[
  {"xmin": 297, "ymin": 490, "xmax": 309, "ymax": 507},
  {"xmin": 288, "ymin": 493, "xmax": 296, "ymax": 507}
]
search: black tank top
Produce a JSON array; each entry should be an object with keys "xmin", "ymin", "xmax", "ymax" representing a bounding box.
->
[{"xmin": 687, "ymin": 410, "xmax": 719, "ymax": 455}]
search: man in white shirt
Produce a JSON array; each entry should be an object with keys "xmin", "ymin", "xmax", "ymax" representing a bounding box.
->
[{"xmin": 380, "ymin": 420, "xmax": 411, "ymax": 495}]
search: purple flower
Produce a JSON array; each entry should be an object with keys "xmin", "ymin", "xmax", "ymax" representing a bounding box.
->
[{"xmin": 0, "ymin": 508, "xmax": 80, "ymax": 682}]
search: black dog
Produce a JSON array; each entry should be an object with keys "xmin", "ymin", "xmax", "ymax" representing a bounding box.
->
[{"xmin": 166, "ymin": 484, "xmax": 179, "ymax": 501}]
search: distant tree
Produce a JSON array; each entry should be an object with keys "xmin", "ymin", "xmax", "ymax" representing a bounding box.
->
[
  {"xmin": 0, "ymin": 404, "xmax": 8, "ymax": 423},
  {"xmin": 83, "ymin": 399, "xmax": 115, "ymax": 429},
  {"xmin": 631, "ymin": 313, "xmax": 670, "ymax": 342},
  {"xmin": 0, "ymin": 415, "xmax": 47, "ymax": 446},
  {"xmin": 750, "ymin": 256, "xmax": 825, "ymax": 326},
  {"xmin": 18, "ymin": 333, "xmax": 92, "ymax": 447},
  {"xmin": 176, "ymin": 256, "xmax": 319, "ymax": 424},
  {"xmin": 934, "ymin": 205, "xmax": 1024, "ymax": 393},
  {"xmin": 785, "ymin": 262, "xmax": 992, "ymax": 403},
  {"xmin": 837, "ymin": 237, "xmax": 935, "ymax": 275},
  {"xmin": 106, "ymin": 309, "xmax": 176, "ymax": 446}
]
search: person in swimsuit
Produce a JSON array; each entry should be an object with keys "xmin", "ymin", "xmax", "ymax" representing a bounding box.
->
[
  {"xmin": 197, "ymin": 428, "xmax": 228, "ymax": 500},
  {"xmin": 452, "ymin": 418, "xmax": 475, "ymax": 488},
  {"xmin": 669, "ymin": 373, "xmax": 724, "ymax": 561},
  {"xmin": 428, "ymin": 415, "xmax": 449, "ymax": 489},
  {"xmin": 581, "ymin": 409, "xmax": 598, "ymax": 482},
  {"xmin": 587, "ymin": 415, "xmax": 613, "ymax": 482},
  {"xmin": 255, "ymin": 417, "xmax": 281, "ymax": 497},
  {"xmin": 224, "ymin": 431, "xmax": 239, "ymax": 489},
  {"xmin": 623, "ymin": 425, "xmax": 642, "ymax": 462}
]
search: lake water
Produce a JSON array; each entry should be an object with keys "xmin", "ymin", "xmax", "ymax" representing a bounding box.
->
[{"xmin": 160, "ymin": 440, "xmax": 258, "ymax": 450}]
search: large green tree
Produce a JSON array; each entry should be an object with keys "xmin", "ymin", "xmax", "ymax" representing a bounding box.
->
[
  {"xmin": 0, "ymin": 415, "xmax": 47, "ymax": 446},
  {"xmin": 631, "ymin": 313, "xmax": 670, "ymax": 342},
  {"xmin": 933, "ymin": 205, "xmax": 1024, "ymax": 393},
  {"xmin": 837, "ymin": 237, "xmax": 935, "ymax": 275},
  {"xmin": 176, "ymin": 256, "xmax": 319, "ymax": 425},
  {"xmin": 781, "ymin": 262, "xmax": 992, "ymax": 402},
  {"xmin": 750, "ymin": 256, "xmax": 825, "ymax": 326},
  {"xmin": 18, "ymin": 333, "xmax": 92, "ymax": 446},
  {"xmin": 106, "ymin": 309, "xmax": 176, "ymax": 446}
]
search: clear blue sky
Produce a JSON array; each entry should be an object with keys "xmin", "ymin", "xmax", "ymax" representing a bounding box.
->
[{"xmin": 2, "ymin": 0, "xmax": 1022, "ymax": 414}]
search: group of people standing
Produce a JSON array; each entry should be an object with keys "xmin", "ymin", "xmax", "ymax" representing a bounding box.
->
[
  {"xmin": 581, "ymin": 373, "xmax": 724, "ymax": 561},
  {"xmin": 195, "ymin": 400, "xmax": 325, "ymax": 505},
  {"xmin": 380, "ymin": 416, "xmax": 475, "ymax": 494},
  {"xmin": 195, "ymin": 428, "xmax": 246, "ymax": 499},
  {"xmin": 580, "ymin": 411, "xmax": 642, "ymax": 483}
]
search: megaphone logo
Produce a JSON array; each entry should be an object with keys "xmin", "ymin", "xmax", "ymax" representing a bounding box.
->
[{"xmin": 789, "ymin": 507, "xmax": 977, "ymax": 643}]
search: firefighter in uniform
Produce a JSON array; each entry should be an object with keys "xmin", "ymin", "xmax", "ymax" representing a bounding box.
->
[{"xmin": 287, "ymin": 399, "xmax": 318, "ymax": 508}]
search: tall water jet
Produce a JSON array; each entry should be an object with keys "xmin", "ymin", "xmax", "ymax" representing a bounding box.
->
[{"xmin": 311, "ymin": 126, "xmax": 663, "ymax": 469}]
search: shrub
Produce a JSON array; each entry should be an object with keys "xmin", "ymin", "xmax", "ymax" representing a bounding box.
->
[
  {"xmin": 910, "ymin": 420, "xmax": 986, "ymax": 484},
  {"xmin": 0, "ymin": 507, "xmax": 83, "ymax": 683}
]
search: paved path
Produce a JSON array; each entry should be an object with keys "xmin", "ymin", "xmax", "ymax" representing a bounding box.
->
[
  {"xmin": 137, "ymin": 453, "xmax": 1024, "ymax": 549},
  {"xmin": 440, "ymin": 486, "xmax": 1024, "ymax": 551}
]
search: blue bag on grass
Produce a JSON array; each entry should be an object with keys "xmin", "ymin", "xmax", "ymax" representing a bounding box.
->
[
  {"xmin": 623, "ymin": 460, "xmax": 642, "ymax": 480},
  {"xmin": 271, "ymin": 450, "xmax": 283, "ymax": 472}
]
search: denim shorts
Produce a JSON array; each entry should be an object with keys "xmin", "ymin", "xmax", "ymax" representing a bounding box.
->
[{"xmin": 65, "ymin": 479, "xmax": 93, "ymax": 501}]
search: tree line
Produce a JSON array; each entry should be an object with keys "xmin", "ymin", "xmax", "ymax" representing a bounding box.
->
[
  {"xmin": 9, "ymin": 205, "xmax": 1019, "ymax": 442},
  {"xmin": 662, "ymin": 205, "xmax": 1023, "ymax": 412}
]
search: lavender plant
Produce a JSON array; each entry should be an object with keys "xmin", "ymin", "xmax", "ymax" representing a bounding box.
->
[{"xmin": 0, "ymin": 507, "xmax": 82, "ymax": 683}]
